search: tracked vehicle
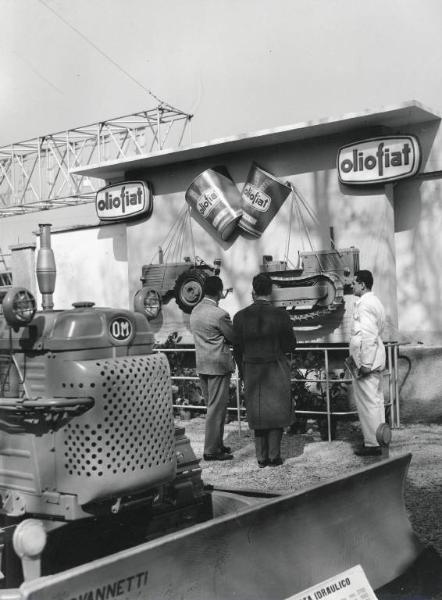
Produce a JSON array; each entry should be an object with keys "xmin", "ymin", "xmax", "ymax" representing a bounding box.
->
[
  {"xmin": 0, "ymin": 226, "xmax": 213, "ymax": 587},
  {"xmin": 261, "ymin": 247, "xmax": 359, "ymax": 324},
  {"xmin": 0, "ymin": 227, "xmax": 437, "ymax": 599}
]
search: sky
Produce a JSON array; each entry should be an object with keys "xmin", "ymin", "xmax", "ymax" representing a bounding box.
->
[{"xmin": 1, "ymin": 0, "xmax": 442, "ymax": 148}]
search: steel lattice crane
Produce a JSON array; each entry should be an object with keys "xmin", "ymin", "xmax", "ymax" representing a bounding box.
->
[{"xmin": 0, "ymin": 104, "xmax": 192, "ymax": 218}]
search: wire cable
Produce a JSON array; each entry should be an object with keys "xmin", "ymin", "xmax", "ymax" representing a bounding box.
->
[
  {"xmin": 37, "ymin": 0, "xmax": 191, "ymax": 115},
  {"xmin": 284, "ymin": 185, "xmax": 295, "ymax": 263},
  {"xmin": 293, "ymin": 187, "xmax": 340, "ymax": 256}
]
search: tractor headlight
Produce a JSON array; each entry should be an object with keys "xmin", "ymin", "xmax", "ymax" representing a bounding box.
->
[{"xmin": 2, "ymin": 287, "xmax": 36, "ymax": 328}]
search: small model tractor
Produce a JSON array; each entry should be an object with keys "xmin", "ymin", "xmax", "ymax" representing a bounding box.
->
[
  {"xmin": 261, "ymin": 247, "xmax": 359, "ymax": 324},
  {"xmin": 134, "ymin": 255, "xmax": 222, "ymax": 319}
]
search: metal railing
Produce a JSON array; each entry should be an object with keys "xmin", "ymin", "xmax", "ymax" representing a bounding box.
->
[
  {"xmin": 156, "ymin": 342, "xmax": 400, "ymax": 442},
  {"xmin": 288, "ymin": 343, "xmax": 400, "ymax": 442}
]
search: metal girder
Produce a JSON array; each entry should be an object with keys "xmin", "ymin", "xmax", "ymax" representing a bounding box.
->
[{"xmin": 0, "ymin": 104, "xmax": 192, "ymax": 218}]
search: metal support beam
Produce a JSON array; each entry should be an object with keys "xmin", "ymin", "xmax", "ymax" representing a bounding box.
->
[{"xmin": 0, "ymin": 105, "xmax": 192, "ymax": 218}]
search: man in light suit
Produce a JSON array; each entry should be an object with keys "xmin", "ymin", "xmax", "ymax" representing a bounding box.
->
[
  {"xmin": 349, "ymin": 270, "xmax": 387, "ymax": 456},
  {"xmin": 190, "ymin": 276, "xmax": 236, "ymax": 461}
]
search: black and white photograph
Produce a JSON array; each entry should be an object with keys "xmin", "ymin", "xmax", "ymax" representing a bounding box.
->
[{"xmin": 0, "ymin": 1, "xmax": 441, "ymax": 598}]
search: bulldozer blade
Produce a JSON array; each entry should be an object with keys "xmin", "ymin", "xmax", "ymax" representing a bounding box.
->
[{"xmin": 20, "ymin": 454, "xmax": 423, "ymax": 600}]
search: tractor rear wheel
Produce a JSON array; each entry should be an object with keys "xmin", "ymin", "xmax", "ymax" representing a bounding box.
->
[{"xmin": 174, "ymin": 269, "xmax": 208, "ymax": 314}]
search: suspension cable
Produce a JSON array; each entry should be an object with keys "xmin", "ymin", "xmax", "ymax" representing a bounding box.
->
[{"xmin": 284, "ymin": 186, "xmax": 295, "ymax": 263}]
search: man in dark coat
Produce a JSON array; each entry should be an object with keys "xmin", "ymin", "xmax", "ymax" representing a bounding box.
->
[{"xmin": 233, "ymin": 273, "xmax": 296, "ymax": 467}]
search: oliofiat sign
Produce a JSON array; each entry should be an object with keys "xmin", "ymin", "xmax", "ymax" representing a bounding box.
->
[
  {"xmin": 96, "ymin": 181, "xmax": 153, "ymax": 221},
  {"xmin": 337, "ymin": 136, "xmax": 420, "ymax": 184}
]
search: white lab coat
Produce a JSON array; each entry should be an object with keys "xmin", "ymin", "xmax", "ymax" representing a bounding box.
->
[
  {"xmin": 349, "ymin": 292, "xmax": 386, "ymax": 371},
  {"xmin": 349, "ymin": 291, "xmax": 386, "ymax": 447}
]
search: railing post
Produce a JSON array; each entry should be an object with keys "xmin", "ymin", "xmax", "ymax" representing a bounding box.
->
[
  {"xmin": 394, "ymin": 342, "xmax": 400, "ymax": 427},
  {"xmin": 324, "ymin": 347, "xmax": 332, "ymax": 442},
  {"xmin": 386, "ymin": 343, "xmax": 393, "ymax": 427},
  {"xmin": 234, "ymin": 365, "xmax": 242, "ymax": 437}
]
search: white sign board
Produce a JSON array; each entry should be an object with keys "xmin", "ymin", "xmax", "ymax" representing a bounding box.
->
[
  {"xmin": 49, "ymin": 225, "xmax": 130, "ymax": 310},
  {"xmin": 285, "ymin": 565, "xmax": 378, "ymax": 600},
  {"xmin": 96, "ymin": 181, "xmax": 153, "ymax": 221},
  {"xmin": 337, "ymin": 136, "xmax": 420, "ymax": 184}
]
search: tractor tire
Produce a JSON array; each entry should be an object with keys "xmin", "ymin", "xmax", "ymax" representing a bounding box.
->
[{"xmin": 174, "ymin": 269, "xmax": 208, "ymax": 314}]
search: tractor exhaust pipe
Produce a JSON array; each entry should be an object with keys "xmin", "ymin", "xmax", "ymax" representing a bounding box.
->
[{"xmin": 36, "ymin": 224, "xmax": 56, "ymax": 311}]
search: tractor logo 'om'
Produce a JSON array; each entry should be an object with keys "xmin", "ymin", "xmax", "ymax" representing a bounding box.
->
[{"xmin": 109, "ymin": 317, "xmax": 133, "ymax": 341}]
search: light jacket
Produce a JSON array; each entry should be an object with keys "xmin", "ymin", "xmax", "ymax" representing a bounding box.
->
[
  {"xmin": 349, "ymin": 291, "xmax": 386, "ymax": 371},
  {"xmin": 190, "ymin": 298, "xmax": 235, "ymax": 375}
]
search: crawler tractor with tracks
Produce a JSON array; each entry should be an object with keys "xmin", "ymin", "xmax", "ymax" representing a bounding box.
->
[{"xmin": 261, "ymin": 247, "xmax": 359, "ymax": 324}]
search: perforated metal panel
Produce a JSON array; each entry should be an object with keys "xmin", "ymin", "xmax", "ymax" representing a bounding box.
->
[{"xmin": 54, "ymin": 353, "xmax": 176, "ymax": 505}]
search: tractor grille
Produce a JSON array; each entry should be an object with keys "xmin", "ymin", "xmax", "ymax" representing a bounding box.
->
[
  {"xmin": 55, "ymin": 353, "xmax": 176, "ymax": 504},
  {"xmin": 141, "ymin": 263, "xmax": 184, "ymax": 289},
  {"xmin": 301, "ymin": 248, "xmax": 360, "ymax": 274}
]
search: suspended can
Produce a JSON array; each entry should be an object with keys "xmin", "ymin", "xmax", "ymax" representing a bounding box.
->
[
  {"xmin": 185, "ymin": 167, "xmax": 242, "ymax": 241},
  {"xmin": 238, "ymin": 164, "xmax": 292, "ymax": 238}
]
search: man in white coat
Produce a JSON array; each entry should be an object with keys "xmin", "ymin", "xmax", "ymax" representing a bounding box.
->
[{"xmin": 349, "ymin": 270, "xmax": 386, "ymax": 456}]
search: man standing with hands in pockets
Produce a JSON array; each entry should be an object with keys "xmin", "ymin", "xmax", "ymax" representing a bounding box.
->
[{"xmin": 349, "ymin": 270, "xmax": 387, "ymax": 457}]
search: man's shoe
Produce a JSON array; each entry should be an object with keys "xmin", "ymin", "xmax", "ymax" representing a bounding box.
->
[
  {"xmin": 203, "ymin": 452, "xmax": 233, "ymax": 461},
  {"xmin": 258, "ymin": 460, "xmax": 269, "ymax": 468},
  {"xmin": 269, "ymin": 457, "xmax": 283, "ymax": 467},
  {"xmin": 221, "ymin": 445, "xmax": 231, "ymax": 454},
  {"xmin": 354, "ymin": 446, "xmax": 382, "ymax": 457}
]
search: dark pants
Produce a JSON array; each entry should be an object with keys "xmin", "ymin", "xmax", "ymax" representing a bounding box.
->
[
  {"xmin": 198, "ymin": 374, "xmax": 230, "ymax": 455},
  {"xmin": 254, "ymin": 428, "xmax": 283, "ymax": 462}
]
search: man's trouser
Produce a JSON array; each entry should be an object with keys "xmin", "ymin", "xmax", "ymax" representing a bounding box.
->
[
  {"xmin": 198, "ymin": 374, "xmax": 230, "ymax": 455},
  {"xmin": 353, "ymin": 371, "xmax": 385, "ymax": 447},
  {"xmin": 254, "ymin": 428, "xmax": 283, "ymax": 462}
]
